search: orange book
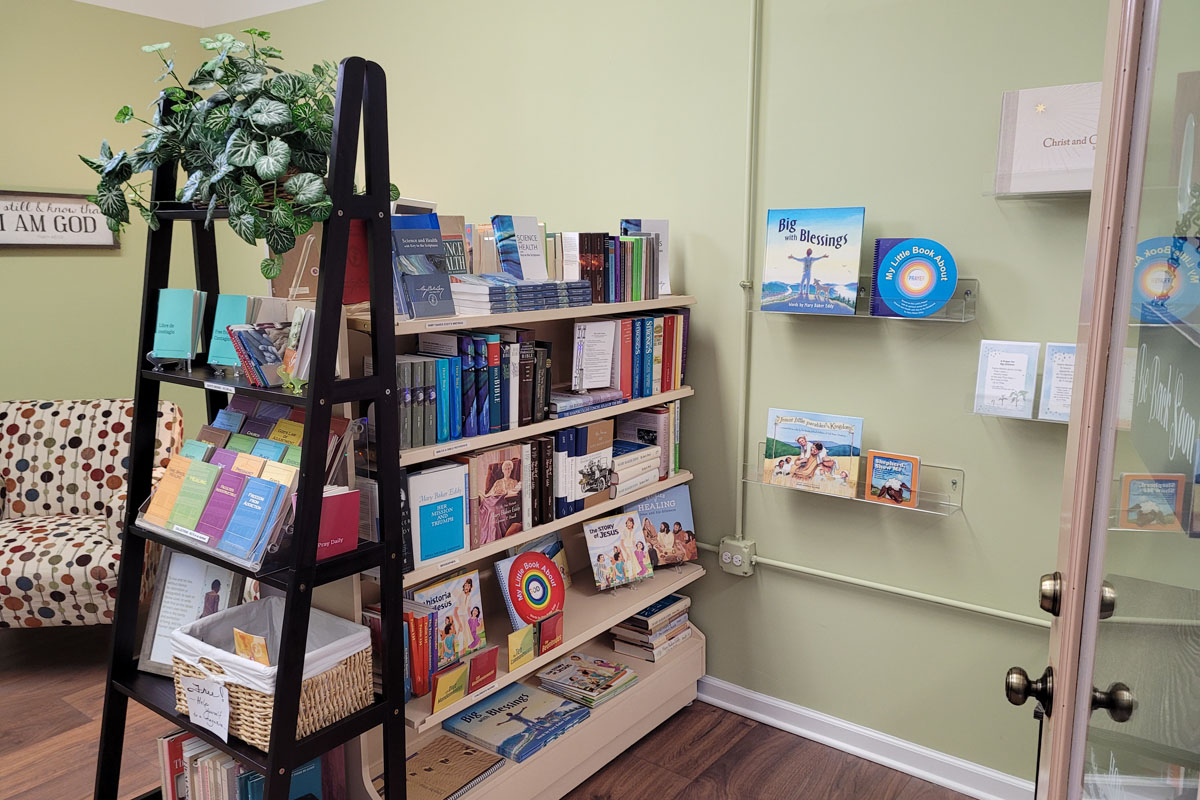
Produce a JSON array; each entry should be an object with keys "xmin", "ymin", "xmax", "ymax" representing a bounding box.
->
[
  {"xmin": 143, "ymin": 455, "xmax": 193, "ymax": 526},
  {"xmin": 864, "ymin": 450, "xmax": 919, "ymax": 508},
  {"xmin": 1118, "ymin": 473, "xmax": 1185, "ymax": 531},
  {"xmin": 231, "ymin": 453, "xmax": 267, "ymax": 478}
]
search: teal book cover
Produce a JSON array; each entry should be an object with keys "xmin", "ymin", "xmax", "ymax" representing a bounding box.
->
[
  {"xmin": 153, "ymin": 288, "xmax": 199, "ymax": 358},
  {"xmin": 250, "ymin": 438, "xmax": 287, "ymax": 462},
  {"xmin": 178, "ymin": 439, "xmax": 212, "ymax": 462},
  {"xmin": 208, "ymin": 294, "xmax": 249, "ymax": 367},
  {"xmin": 760, "ymin": 207, "xmax": 864, "ymax": 315},
  {"xmin": 244, "ymin": 757, "xmax": 321, "ymax": 800},
  {"xmin": 763, "ymin": 408, "xmax": 863, "ymax": 497}
]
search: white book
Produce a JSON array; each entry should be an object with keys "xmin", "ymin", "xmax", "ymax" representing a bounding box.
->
[
  {"xmin": 614, "ymin": 463, "xmax": 660, "ymax": 497},
  {"xmin": 572, "ymin": 320, "xmax": 617, "ymax": 391},
  {"xmin": 612, "ymin": 443, "xmax": 661, "ymax": 472},
  {"xmin": 506, "ymin": 342, "xmax": 521, "ymax": 430},
  {"xmin": 562, "ymin": 232, "xmax": 581, "ymax": 282},
  {"xmin": 994, "ymin": 82, "xmax": 1101, "ymax": 194},
  {"xmin": 512, "ymin": 215, "xmax": 548, "ymax": 280},
  {"xmin": 408, "ymin": 461, "xmax": 469, "ymax": 568},
  {"xmin": 521, "ymin": 442, "xmax": 532, "ymax": 531}
]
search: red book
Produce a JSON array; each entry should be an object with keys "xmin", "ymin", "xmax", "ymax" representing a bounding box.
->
[
  {"xmin": 661, "ymin": 315, "xmax": 676, "ymax": 393},
  {"xmin": 467, "ymin": 645, "xmax": 499, "ymax": 694},
  {"xmin": 536, "ymin": 611, "xmax": 564, "ymax": 655},
  {"xmin": 159, "ymin": 730, "xmax": 196, "ymax": 800},
  {"xmin": 342, "ymin": 219, "xmax": 370, "ymax": 304},
  {"xmin": 317, "ymin": 488, "xmax": 359, "ymax": 561}
]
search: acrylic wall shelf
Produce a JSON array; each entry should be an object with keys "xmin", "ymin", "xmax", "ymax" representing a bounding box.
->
[
  {"xmin": 971, "ymin": 409, "xmax": 1068, "ymax": 425},
  {"xmin": 744, "ymin": 442, "xmax": 964, "ymax": 516},
  {"xmin": 756, "ymin": 278, "xmax": 978, "ymax": 323}
]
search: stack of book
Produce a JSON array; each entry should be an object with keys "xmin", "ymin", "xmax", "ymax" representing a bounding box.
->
[
  {"xmin": 450, "ymin": 274, "xmax": 592, "ymax": 314},
  {"xmin": 610, "ymin": 593, "xmax": 692, "ymax": 662},
  {"xmin": 156, "ymin": 730, "xmax": 342, "ymax": 799},
  {"xmin": 152, "ymin": 288, "xmax": 208, "ymax": 363},
  {"xmin": 536, "ymin": 651, "xmax": 639, "ymax": 708}
]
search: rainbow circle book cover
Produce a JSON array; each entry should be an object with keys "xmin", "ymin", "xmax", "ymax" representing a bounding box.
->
[{"xmin": 760, "ymin": 207, "xmax": 865, "ymax": 315}]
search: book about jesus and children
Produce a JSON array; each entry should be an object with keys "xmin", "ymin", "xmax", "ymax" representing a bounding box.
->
[
  {"xmin": 763, "ymin": 408, "xmax": 863, "ymax": 497},
  {"xmin": 760, "ymin": 207, "xmax": 865, "ymax": 315}
]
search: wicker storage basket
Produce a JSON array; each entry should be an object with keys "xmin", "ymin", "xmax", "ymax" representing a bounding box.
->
[{"xmin": 170, "ymin": 596, "xmax": 372, "ymax": 750}]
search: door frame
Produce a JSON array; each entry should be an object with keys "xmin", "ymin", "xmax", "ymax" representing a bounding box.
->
[{"xmin": 1040, "ymin": 0, "xmax": 1145, "ymax": 797}]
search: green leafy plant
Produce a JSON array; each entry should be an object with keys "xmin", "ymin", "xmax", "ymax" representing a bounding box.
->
[{"xmin": 80, "ymin": 31, "xmax": 400, "ymax": 278}]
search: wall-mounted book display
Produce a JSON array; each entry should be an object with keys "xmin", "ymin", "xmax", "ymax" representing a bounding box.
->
[
  {"xmin": 992, "ymin": 81, "xmax": 1101, "ymax": 197},
  {"xmin": 970, "ymin": 340, "xmax": 1075, "ymax": 425}
]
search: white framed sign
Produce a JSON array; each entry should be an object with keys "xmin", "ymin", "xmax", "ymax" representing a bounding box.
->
[{"xmin": 0, "ymin": 191, "xmax": 118, "ymax": 248}]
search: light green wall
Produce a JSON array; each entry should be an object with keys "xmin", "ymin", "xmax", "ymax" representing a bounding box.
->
[{"xmin": 2, "ymin": 0, "xmax": 1114, "ymax": 781}]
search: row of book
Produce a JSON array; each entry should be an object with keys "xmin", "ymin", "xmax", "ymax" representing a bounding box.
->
[
  {"xmin": 537, "ymin": 651, "xmax": 639, "ymax": 708},
  {"xmin": 156, "ymin": 730, "xmax": 341, "ymax": 800},
  {"xmin": 610, "ymin": 593, "xmax": 693, "ymax": 662}
]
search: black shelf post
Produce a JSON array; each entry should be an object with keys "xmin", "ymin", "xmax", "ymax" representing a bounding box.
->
[{"xmin": 92, "ymin": 57, "xmax": 406, "ymax": 800}]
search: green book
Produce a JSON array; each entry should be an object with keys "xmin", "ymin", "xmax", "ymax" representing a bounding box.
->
[
  {"xmin": 179, "ymin": 438, "xmax": 213, "ymax": 462},
  {"xmin": 166, "ymin": 460, "xmax": 222, "ymax": 531},
  {"xmin": 153, "ymin": 288, "xmax": 201, "ymax": 359},
  {"xmin": 227, "ymin": 433, "xmax": 257, "ymax": 454},
  {"xmin": 282, "ymin": 445, "xmax": 302, "ymax": 468},
  {"xmin": 209, "ymin": 294, "xmax": 250, "ymax": 368}
]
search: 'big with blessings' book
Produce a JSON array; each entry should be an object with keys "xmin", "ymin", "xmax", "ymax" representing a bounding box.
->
[{"xmin": 760, "ymin": 207, "xmax": 864, "ymax": 315}]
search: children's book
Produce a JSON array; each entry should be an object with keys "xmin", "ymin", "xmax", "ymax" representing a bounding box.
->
[
  {"xmin": 760, "ymin": 207, "xmax": 864, "ymax": 315},
  {"xmin": 409, "ymin": 570, "xmax": 487, "ymax": 669},
  {"xmin": 403, "ymin": 735, "xmax": 503, "ymax": 800},
  {"xmin": 508, "ymin": 625, "xmax": 536, "ymax": 671},
  {"xmin": 864, "ymin": 450, "xmax": 920, "ymax": 508},
  {"xmin": 623, "ymin": 485, "xmax": 698, "ymax": 566},
  {"xmin": 441, "ymin": 682, "xmax": 590, "ymax": 763},
  {"xmin": 431, "ymin": 662, "xmax": 469, "ymax": 713},
  {"xmin": 581, "ymin": 511, "xmax": 653, "ymax": 590},
  {"xmin": 762, "ymin": 408, "xmax": 863, "ymax": 497},
  {"xmin": 494, "ymin": 550, "xmax": 566, "ymax": 630},
  {"xmin": 1118, "ymin": 473, "xmax": 1185, "ymax": 531},
  {"xmin": 467, "ymin": 645, "xmax": 499, "ymax": 694},
  {"xmin": 870, "ymin": 237, "xmax": 958, "ymax": 318},
  {"xmin": 507, "ymin": 533, "xmax": 571, "ymax": 590}
]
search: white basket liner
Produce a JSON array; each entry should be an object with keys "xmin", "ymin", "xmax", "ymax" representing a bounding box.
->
[{"xmin": 171, "ymin": 596, "xmax": 370, "ymax": 694}]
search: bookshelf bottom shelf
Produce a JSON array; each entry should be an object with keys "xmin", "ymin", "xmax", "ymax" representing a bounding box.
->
[{"xmin": 361, "ymin": 626, "xmax": 707, "ymax": 800}]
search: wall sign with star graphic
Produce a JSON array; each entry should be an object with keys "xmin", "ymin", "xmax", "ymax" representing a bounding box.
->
[{"xmin": 994, "ymin": 82, "xmax": 1101, "ymax": 195}]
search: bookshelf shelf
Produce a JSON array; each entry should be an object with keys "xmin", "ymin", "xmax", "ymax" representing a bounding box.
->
[
  {"xmin": 756, "ymin": 278, "xmax": 979, "ymax": 323},
  {"xmin": 392, "ymin": 470, "xmax": 694, "ymax": 587},
  {"xmin": 404, "ymin": 561, "xmax": 706, "ymax": 733},
  {"xmin": 347, "ymin": 295, "xmax": 697, "ymax": 336},
  {"xmin": 396, "ymin": 386, "xmax": 694, "ymax": 468},
  {"xmin": 141, "ymin": 365, "xmax": 380, "ymax": 407},
  {"xmin": 744, "ymin": 442, "xmax": 965, "ymax": 516},
  {"xmin": 398, "ymin": 627, "xmax": 706, "ymax": 800}
]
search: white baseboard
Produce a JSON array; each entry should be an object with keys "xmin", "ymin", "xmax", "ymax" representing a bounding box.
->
[{"xmin": 697, "ymin": 675, "xmax": 1035, "ymax": 800}]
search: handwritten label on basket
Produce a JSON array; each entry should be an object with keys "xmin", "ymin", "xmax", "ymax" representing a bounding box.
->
[{"xmin": 181, "ymin": 676, "xmax": 229, "ymax": 741}]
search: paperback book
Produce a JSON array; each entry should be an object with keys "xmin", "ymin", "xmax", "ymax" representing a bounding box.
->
[
  {"xmin": 494, "ymin": 549, "xmax": 566, "ymax": 631},
  {"xmin": 760, "ymin": 207, "xmax": 864, "ymax": 315},
  {"xmin": 1118, "ymin": 473, "xmax": 1185, "ymax": 532},
  {"xmin": 623, "ymin": 485, "xmax": 698, "ymax": 566},
  {"xmin": 763, "ymin": 408, "xmax": 863, "ymax": 497},
  {"xmin": 409, "ymin": 570, "xmax": 487, "ymax": 668},
  {"xmin": 581, "ymin": 511, "xmax": 654, "ymax": 590},
  {"xmin": 864, "ymin": 450, "xmax": 919, "ymax": 507}
]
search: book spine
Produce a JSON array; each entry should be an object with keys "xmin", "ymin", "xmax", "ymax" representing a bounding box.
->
[
  {"xmin": 435, "ymin": 358, "xmax": 450, "ymax": 444},
  {"xmin": 410, "ymin": 362, "xmax": 426, "ymax": 448},
  {"xmin": 673, "ymin": 400, "xmax": 680, "ymax": 475},
  {"xmin": 553, "ymin": 430, "xmax": 571, "ymax": 519},
  {"xmin": 540, "ymin": 437, "xmax": 555, "ymax": 523},
  {"xmin": 642, "ymin": 318, "xmax": 654, "ymax": 396},
  {"xmin": 507, "ymin": 343, "xmax": 521, "ymax": 430},
  {"xmin": 541, "ymin": 341, "xmax": 553, "ymax": 421},
  {"xmin": 529, "ymin": 439, "xmax": 541, "ymax": 527},
  {"xmin": 518, "ymin": 344, "xmax": 535, "ymax": 426},
  {"xmin": 631, "ymin": 318, "xmax": 643, "ymax": 398},
  {"xmin": 680, "ymin": 308, "xmax": 690, "ymax": 384},
  {"xmin": 487, "ymin": 338, "xmax": 501, "ymax": 433},
  {"xmin": 424, "ymin": 360, "xmax": 438, "ymax": 448},
  {"xmin": 619, "ymin": 319, "xmax": 633, "ymax": 399},
  {"xmin": 498, "ymin": 343, "xmax": 511, "ymax": 432},
  {"xmin": 571, "ymin": 424, "xmax": 586, "ymax": 515},
  {"xmin": 549, "ymin": 398, "xmax": 628, "ymax": 419},
  {"xmin": 449, "ymin": 357, "xmax": 462, "ymax": 440},
  {"xmin": 472, "ymin": 337, "xmax": 489, "ymax": 437},
  {"xmin": 460, "ymin": 336, "xmax": 476, "ymax": 438},
  {"xmin": 662, "ymin": 314, "xmax": 676, "ymax": 393},
  {"xmin": 532, "ymin": 348, "xmax": 547, "ymax": 424},
  {"xmin": 521, "ymin": 442, "xmax": 532, "ymax": 530},
  {"xmin": 652, "ymin": 316, "xmax": 664, "ymax": 395}
]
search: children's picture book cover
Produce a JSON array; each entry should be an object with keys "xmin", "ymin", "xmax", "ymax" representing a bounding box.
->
[
  {"xmin": 442, "ymin": 683, "xmax": 590, "ymax": 763},
  {"xmin": 1129, "ymin": 237, "xmax": 1200, "ymax": 324},
  {"xmin": 581, "ymin": 511, "xmax": 653, "ymax": 590},
  {"xmin": 507, "ymin": 625, "xmax": 536, "ymax": 671},
  {"xmin": 760, "ymin": 207, "xmax": 864, "ymax": 315},
  {"xmin": 864, "ymin": 450, "xmax": 920, "ymax": 508},
  {"xmin": 623, "ymin": 485, "xmax": 698, "ymax": 566},
  {"xmin": 507, "ymin": 533, "xmax": 571, "ymax": 590},
  {"xmin": 1118, "ymin": 473, "xmax": 1185, "ymax": 532},
  {"xmin": 762, "ymin": 408, "xmax": 863, "ymax": 497},
  {"xmin": 494, "ymin": 550, "xmax": 566, "ymax": 631},
  {"xmin": 410, "ymin": 570, "xmax": 487, "ymax": 668}
]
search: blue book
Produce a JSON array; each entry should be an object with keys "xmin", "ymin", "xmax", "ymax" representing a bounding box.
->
[
  {"xmin": 402, "ymin": 272, "xmax": 456, "ymax": 319},
  {"xmin": 472, "ymin": 336, "xmax": 490, "ymax": 437},
  {"xmin": 459, "ymin": 335, "xmax": 477, "ymax": 438},
  {"xmin": 760, "ymin": 207, "xmax": 865, "ymax": 315},
  {"xmin": 554, "ymin": 429, "xmax": 575, "ymax": 519},
  {"xmin": 153, "ymin": 288, "xmax": 201, "ymax": 359},
  {"xmin": 212, "ymin": 408, "xmax": 246, "ymax": 433},
  {"xmin": 449, "ymin": 356, "xmax": 463, "ymax": 440},
  {"xmin": 403, "ymin": 619, "xmax": 412, "ymax": 703},
  {"xmin": 551, "ymin": 398, "xmax": 627, "ymax": 419},
  {"xmin": 869, "ymin": 238, "xmax": 908, "ymax": 318},
  {"xmin": 631, "ymin": 318, "xmax": 644, "ymax": 398},
  {"xmin": 179, "ymin": 439, "xmax": 212, "ymax": 462},
  {"xmin": 571, "ymin": 425, "xmax": 588, "ymax": 514},
  {"xmin": 243, "ymin": 757, "xmax": 321, "ymax": 800},
  {"xmin": 252, "ymin": 483, "xmax": 291, "ymax": 563},
  {"xmin": 434, "ymin": 357, "xmax": 450, "ymax": 444},
  {"xmin": 612, "ymin": 439, "xmax": 652, "ymax": 459},
  {"xmin": 624, "ymin": 485, "xmax": 698, "ymax": 566},
  {"xmin": 391, "ymin": 213, "xmax": 444, "ymax": 274},
  {"xmin": 250, "ymin": 438, "xmax": 287, "ymax": 462},
  {"xmin": 641, "ymin": 317, "xmax": 654, "ymax": 397},
  {"xmin": 217, "ymin": 477, "xmax": 280, "ymax": 561},
  {"xmin": 442, "ymin": 682, "xmax": 589, "ymax": 764},
  {"xmin": 208, "ymin": 294, "xmax": 249, "ymax": 367}
]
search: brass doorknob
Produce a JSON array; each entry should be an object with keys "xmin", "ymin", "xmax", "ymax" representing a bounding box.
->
[
  {"xmin": 1099, "ymin": 581, "xmax": 1117, "ymax": 620},
  {"xmin": 1006, "ymin": 666, "xmax": 1054, "ymax": 716},
  {"xmin": 1039, "ymin": 572, "xmax": 1062, "ymax": 616},
  {"xmin": 1091, "ymin": 681, "xmax": 1135, "ymax": 723}
]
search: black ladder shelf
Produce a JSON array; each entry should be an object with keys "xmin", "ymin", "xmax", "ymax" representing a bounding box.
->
[{"xmin": 93, "ymin": 57, "xmax": 406, "ymax": 800}]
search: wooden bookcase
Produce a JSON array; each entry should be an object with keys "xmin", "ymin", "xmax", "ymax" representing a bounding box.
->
[{"xmin": 337, "ymin": 296, "xmax": 706, "ymax": 799}]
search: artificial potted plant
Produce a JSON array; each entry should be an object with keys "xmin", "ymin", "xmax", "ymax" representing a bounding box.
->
[{"xmin": 80, "ymin": 29, "xmax": 397, "ymax": 278}]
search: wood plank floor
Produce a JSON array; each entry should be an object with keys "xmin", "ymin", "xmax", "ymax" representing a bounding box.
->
[{"xmin": 1, "ymin": 627, "xmax": 968, "ymax": 800}]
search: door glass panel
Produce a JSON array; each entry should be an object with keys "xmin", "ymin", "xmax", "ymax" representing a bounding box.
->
[{"xmin": 1083, "ymin": 2, "xmax": 1200, "ymax": 796}]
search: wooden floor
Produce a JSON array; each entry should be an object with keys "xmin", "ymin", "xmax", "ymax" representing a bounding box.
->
[{"xmin": 1, "ymin": 626, "xmax": 968, "ymax": 800}]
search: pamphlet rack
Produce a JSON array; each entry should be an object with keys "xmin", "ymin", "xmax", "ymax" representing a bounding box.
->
[
  {"xmin": 92, "ymin": 58, "xmax": 408, "ymax": 800},
  {"xmin": 744, "ymin": 442, "xmax": 965, "ymax": 516}
]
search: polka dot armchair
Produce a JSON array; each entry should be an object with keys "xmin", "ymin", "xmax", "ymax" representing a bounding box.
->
[{"xmin": 0, "ymin": 399, "xmax": 182, "ymax": 627}]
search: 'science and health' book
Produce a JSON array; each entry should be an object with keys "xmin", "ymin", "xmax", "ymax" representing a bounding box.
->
[
  {"xmin": 760, "ymin": 207, "xmax": 864, "ymax": 315},
  {"xmin": 763, "ymin": 408, "xmax": 863, "ymax": 497}
]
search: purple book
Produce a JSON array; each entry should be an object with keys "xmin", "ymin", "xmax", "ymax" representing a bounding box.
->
[
  {"xmin": 870, "ymin": 238, "xmax": 909, "ymax": 318},
  {"xmin": 193, "ymin": 470, "xmax": 248, "ymax": 544},
  {"xmin": 254, "ymin": 401, "xmax": 291, "ymax": 421},
  {"xmin": 209, "ymin": 448, "xmax": 239, "ymax": 471},
  {"xmin": 226, "ymin": 395, "xmax": 259, "ymax": 416},
  {"xmin": 240, "ymin": 417, "xmax": 276, "ymax": 439}
]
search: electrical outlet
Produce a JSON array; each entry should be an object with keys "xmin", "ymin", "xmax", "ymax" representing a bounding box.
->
[{"xmin": 718, "ymin": 537, "xmax": 756, "ymax": 577}]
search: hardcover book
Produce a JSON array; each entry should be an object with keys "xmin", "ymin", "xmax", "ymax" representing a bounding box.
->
[
  {"xmin": 994, "ymin": 82, "xmax": 1101, "ymax": 195},
  {"xmin": 763, "ymin": 408, "xmax": 863, "ymax": 497},
  {"xmin": 467, "ymin": 645, "xmax": 499, "ymax": 695},
  {"xmin": 623, "ymin": 485, "xmax": 698, "ymax": 566},
  {"xmin": 409, "ymin": 461, "xmax": 470, "ymax": 569},
  {"xmin": 864, "ymin": 450, "xmax": 920, "ymax": 508},
  {"xmin": 620, "ymin": 218, "xmax": 670, "ymax": 295},
  {"xmin": 494, "ymin": 550, "xmax": 566, "ymax": 631},
  {"xmin": 462, "ymin": 445, "xmax": 524, "ymax": 548},
  {"xmin": 441, "ymin": 683, "xmax": 590, "ymax": 764},
  {"xmin": 1118, "ymin": 473, "xmax": 1185, "ymax": 532},
  {"xmin": 870, "ymin": 237, "xmax": 958, "ymax": 318},
  {"xmin": 574, "ymin": 420, "xmax": 614, "ymax": 510},
  {"xmin": 760, "ymin": 207, "xmax": 864, "ymax": 315},
  {"xmin": 410, "ymin": 570, "xmax": 487, "ymax": 668},
  {"xmin": 582, "ymin": 511, "xmax": 653, "ymax": 590}
]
